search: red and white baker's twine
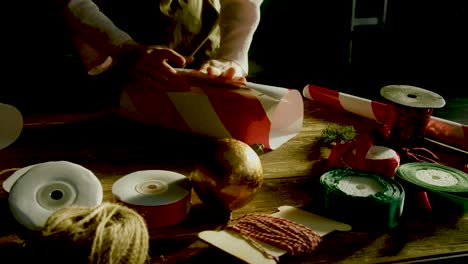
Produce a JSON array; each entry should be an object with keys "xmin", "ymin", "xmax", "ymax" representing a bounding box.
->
[{"xmin": 226, "ymin": 213, "xmax": 322, "ymax": 262}]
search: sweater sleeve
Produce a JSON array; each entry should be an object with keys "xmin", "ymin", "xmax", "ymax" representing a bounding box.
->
[
  {"xmin": 66, "ymin": 0, "xmax": 136, "ymax": 52},
  {"xmin": 216, "ymin": 0, "xmax": 263, "ymax": 75},
  {"xmin": 65, "ymin": 0, "xmax": 138, "ymax": 73}
]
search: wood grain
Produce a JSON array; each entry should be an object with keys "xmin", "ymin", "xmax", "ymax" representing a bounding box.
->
[{"xmin": 0, "ymin": 99, "xmax": 467, "ymax": 264}]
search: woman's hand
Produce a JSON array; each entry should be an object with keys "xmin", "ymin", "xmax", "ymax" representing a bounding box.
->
[
  {"xmin": 199, "ymin": 59, "xmax": 246, "ymax": 83},
  {"xmin": 129, "ymin": 46, "xmax": 192, "ymax": 91}
]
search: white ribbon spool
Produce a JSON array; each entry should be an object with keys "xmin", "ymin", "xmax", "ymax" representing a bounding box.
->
[
  {"xmin": 112, "ymin": 170, "xmax": 192, "ymax": 229},
  {"xmin": 0, "ymin": 103, "xmax": 23, "ymax": 150},
  {"xmin": 5, "ymin": 161, "xmax": 103, "ymax": 231}
]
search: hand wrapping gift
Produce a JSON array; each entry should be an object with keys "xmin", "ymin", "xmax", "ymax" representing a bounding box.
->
[{"xmin": 119, "ymin": 69, "xmax": 304, "ymax": 150}]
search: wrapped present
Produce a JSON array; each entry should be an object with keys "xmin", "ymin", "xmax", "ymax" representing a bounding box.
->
[{"xmin": 119, "ymin": 71, "xmax": 304, "ymax": 150}]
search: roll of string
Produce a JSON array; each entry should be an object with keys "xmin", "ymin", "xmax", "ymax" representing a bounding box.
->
[
  {"xmin": 28, "ymin": 202, "xmax": 150, "ymax": 264},
  {"xmin": 226, "ymin": 213, "xmax": 322, "ymax": 262}
]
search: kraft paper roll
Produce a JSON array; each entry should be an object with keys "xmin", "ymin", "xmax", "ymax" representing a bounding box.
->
[
  {"xmin": 5, "ymin": 161, "xmax": 103, "ymax": 231},
  {"xmin": 0, "ymin": 103, "xmax": 23, "ymax": 150},
  {"xmin": 396, "ymin": 162, "xmax": 468, "ymax": 215},
  {"xmin": 320, "ymin": 169, "xmax": 405, "ymax": 229},
  {"xmin": 112, "ymin": 170, "xmax": 192, "ymax": 229}
]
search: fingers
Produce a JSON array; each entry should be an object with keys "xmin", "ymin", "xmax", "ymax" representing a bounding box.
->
[
  {"xmin": 221, "ymin": 67, "xmax": 236, "ymax": 79},
  {"xmin": 144, "ymin": 48, "xmax": 187, "ymax": 73},
  {"xmin": 130, "ymin": 48, "xmax": 190, "ymax": 91},
  {"xmin": 206, "ymin": 66, "xmax": 239, "ymax": 79},
  {"xmin": 206, "ymin": 66, "xmax": 221, "ymax": 77},
  {"xmin": 200, "ymin": 60, "xmax": 246, "ymax": 81},
  {"xmin": 207, "ymin": 66, "xmax": 246, "ymax": 83}
]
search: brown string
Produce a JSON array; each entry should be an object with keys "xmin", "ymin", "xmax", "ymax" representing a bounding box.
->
[
  {"xmin": 226, "ymin": 213, "xmax": 322, "ymax": 262},
  {"xmin": 39, "ymin": 202, "xmax": 150, "ymax": 264}
]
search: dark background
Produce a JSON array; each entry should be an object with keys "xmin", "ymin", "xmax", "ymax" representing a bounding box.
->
[
  {"xmin": 248, "ymin": 0, "xmax": 468, "ymax": 123},
  {"xmin": 249, "ymin": 0, "xmax": 468, "ymax": 96},
  {"xmin": 2, "ymin": 0, "xmax": 467, "ymax": 122}
]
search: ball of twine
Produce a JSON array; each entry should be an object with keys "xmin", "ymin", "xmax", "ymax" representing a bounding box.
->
[{"xmin": 39, "ymin": 202, "xmax": 150, "ymax": 264}]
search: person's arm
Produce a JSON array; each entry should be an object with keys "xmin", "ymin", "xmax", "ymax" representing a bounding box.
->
[
  {"xmin": 66, "ymin": 0, "xmax": 140, "ymax": 55},
  {"xmin": 217, "ymin": 0, "xmax": 262, "ymax": 75},
  {"xmin": 64, "ymin": 0, "xmax": 142, "ymax": 74},
  {"xmin": 200, "ymin": 0, "xmax": 263, "ymax": 79}
]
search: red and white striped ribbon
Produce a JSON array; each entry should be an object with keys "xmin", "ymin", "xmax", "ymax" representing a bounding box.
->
[
  {"xmin": 303, "ymin": 84, "xmax": 468, "ymax": 152},
  {"xmin": 119, "ymin": 77, "xmax": 303, "ymax": 150}
]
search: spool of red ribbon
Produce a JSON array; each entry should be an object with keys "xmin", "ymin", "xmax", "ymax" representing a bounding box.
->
[
  {"xmin": 380, "ymin": 85, "xmax": 446, "ymax": 149},
  {"xmin": 112, "ymin": 170, "xmax": 192, "ymax": 229}
]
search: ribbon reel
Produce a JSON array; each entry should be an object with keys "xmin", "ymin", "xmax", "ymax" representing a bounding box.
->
[
  {"xmin": 112, "ymin": 170, "xmax": 192, "ymax": 229},
  {"xmin": 3, "ymin": 161, "xmax": 103, "ymax": 231},
  {"xmin": 380, "ymin": 85, "xmax": 446, "ymax": 149}
]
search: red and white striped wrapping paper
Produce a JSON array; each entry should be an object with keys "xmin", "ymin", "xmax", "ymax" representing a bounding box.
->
[
  {"xmin": 119, "ymin": 76, "xmax": 304, "ymax": 150},
  {"xmin": 303, "ymin": 84, "xmax": 468, "ymax": 152}
]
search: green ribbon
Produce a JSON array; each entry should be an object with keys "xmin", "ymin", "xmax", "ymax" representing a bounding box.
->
[
  {"xmin": 396, "ymin": 162, "xmax": 468, "ymax": 215},
  {"xmin": 320, "ymin": 169, "xmax": 405, "ymax": 230}
]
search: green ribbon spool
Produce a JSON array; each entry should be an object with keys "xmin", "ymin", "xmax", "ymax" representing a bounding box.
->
[
  {"xmin": 396, "ymin": 162, "xmax": 468, "ymax": 215},
  {"xmin": 320, "ymin": 169, "xmax": 405, "ymax": 230}
]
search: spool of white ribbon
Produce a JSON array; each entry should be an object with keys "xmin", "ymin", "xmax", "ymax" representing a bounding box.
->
[
  {"xmin": 4, "ymin": 161, "xmax": 103, "ymax": 231},
  {"xmin": 112, "ymin": 170, "xmax": 192, "ymax": 229},
  {"xmin": 0, "ymin": 103, "xmax": 23, "ymax": 150}
]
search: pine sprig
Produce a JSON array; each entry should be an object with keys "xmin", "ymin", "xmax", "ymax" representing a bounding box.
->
[{"xmin": 315, "ymin": 123, "xmax": 357, "ymax": 145}]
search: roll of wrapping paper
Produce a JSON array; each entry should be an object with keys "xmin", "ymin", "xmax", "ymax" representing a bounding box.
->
[
  {"xmin": 396, "ymin": 162, "xmax": 468, "ymax": 215},
  {"xmin": 119, "ymin": 69, "xmax": 304, "ymax": 150},
  {"xmin": 303, "ymin": 84, "xmax": 468, "ymax": 152},
  {"xmin": 112, "ymin": 170, "xmax": 192, "ymax": 229},
  {"xmin": 320, "ymin": 169, "xmax": 405, "ymax": 229}
]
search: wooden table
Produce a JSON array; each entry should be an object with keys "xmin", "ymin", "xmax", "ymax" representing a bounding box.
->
[{"xmin": 1, "ymin": 99, "xmax": 467, "ymax": 263}]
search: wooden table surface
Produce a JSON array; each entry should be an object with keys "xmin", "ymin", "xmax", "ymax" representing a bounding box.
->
[{"xmin": 1, "ymin": 99, "xmax": 467, "ymax": 264}]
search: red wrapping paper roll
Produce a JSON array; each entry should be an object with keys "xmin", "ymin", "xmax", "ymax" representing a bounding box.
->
[
  {"xmin": 303, "ymin": 84, "xmax": 468, "ymax": 152},
  {"xmin": 119, "ymin": 71, "xmax": 304, "ymax": 150}
]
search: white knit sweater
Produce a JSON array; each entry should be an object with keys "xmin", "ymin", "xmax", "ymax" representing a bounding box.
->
[{"xmin": 66, "ymin": 0, "xmax": 262, "ymax": 75}]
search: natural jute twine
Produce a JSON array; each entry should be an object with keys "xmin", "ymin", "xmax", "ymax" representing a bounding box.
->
[{"xmin": 39, "ymin": 202, "xmax": 150, "ymax": 264}]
